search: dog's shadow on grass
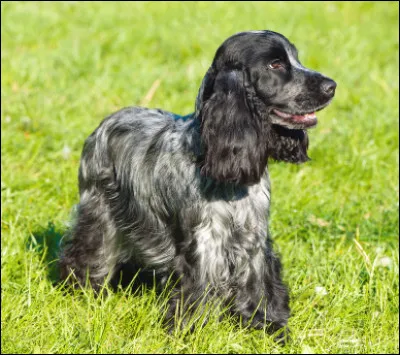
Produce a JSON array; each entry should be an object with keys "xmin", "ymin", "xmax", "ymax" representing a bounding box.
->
[
  {"xmin": 28, "ymin": 222, "xmax": 64, "ymax": 284},
  {"xmin": 28, "ymin": 221, "xmax": 162, "ymax": 291}
]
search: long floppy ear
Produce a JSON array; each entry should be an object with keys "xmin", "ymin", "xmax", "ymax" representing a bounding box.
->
[{"xmin": 198, "ymin": 69, "xmax": 269, "ymax": 185}]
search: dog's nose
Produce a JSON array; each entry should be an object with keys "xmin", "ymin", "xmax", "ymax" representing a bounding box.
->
[{"xmin": 321, "ymin": 79, "xmax": 337, "ymax": 98}]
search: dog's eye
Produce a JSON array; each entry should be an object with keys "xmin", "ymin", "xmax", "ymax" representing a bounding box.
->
[{"xmin": 268, "ymin": 60, "xmax": 284, "ymax": 70}]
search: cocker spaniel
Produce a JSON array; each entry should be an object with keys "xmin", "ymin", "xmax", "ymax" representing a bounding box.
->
[{"xmin": 59, "ymin": 30, "xmax": 336, "ymax": 338}]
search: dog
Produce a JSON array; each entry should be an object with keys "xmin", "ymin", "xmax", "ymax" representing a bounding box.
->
[{"xmin": 59, "ymin": 30, "xmax": 336, "ymax": 338}]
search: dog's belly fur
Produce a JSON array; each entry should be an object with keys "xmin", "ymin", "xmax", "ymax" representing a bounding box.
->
[{"xmin": 78, "ymin": 107, "xmax": 271, "ymax": 291}]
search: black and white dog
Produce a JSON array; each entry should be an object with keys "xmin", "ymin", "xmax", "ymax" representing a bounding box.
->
[{"xmin": 60, "ymin": 30, "xmax": 336, "ymax": 336}]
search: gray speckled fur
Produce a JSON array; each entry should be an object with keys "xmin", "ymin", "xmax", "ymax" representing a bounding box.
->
[
  {"xmin": 60, "ymin": 105, "xmax": 287, "ymax": 331},
  {"xmin": 59, "ymin": 30, "xmax": 336, "ymax": 338}
]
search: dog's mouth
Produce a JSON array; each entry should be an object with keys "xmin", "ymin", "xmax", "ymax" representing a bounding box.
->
[
  {"xmin": 269, "ymin": 100, "xmax": 333, "ymax": 129},
  {"xmin": 271, "ymin": 109, "xmax": 318, "ymax": 129}
]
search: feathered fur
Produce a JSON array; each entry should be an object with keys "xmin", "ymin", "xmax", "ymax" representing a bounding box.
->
[{"xmin": 59, "ymin": 30, "xmax": 336, "ymax": 339}]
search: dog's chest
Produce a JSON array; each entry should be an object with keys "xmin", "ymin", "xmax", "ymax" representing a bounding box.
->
[
  {"xmin": 192, "ymin": 175, "xmax": 271, "ymax": 286},
  {"xmin": 203, "ymin": 174, "xmax": 270, "ymax": 231},
  {"xmin": 233, "ymin": 176, "xmax": 270, "ymax": 228}
]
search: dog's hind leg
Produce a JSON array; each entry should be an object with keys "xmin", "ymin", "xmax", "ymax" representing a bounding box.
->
[{"xmin": 59, "ymin": 187, "xmax": 119, "ymax": 293}]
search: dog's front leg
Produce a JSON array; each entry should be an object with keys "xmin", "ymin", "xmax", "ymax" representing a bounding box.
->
[
  {"xmin": 232, "ymin": 235, "xmax": 290, "ymax": 340},
  {"xmin": 163, "ymin": 255, "xmax": 216, "ymax": 334},
  {"xmin": 165, "ymin": 203, "xmax": 234, "ymax": 331}
]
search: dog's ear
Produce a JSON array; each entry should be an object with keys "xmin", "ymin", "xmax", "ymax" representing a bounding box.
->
[{"xmin": 198, "ymin": 68, "xmax": 268, "ymax": 185}]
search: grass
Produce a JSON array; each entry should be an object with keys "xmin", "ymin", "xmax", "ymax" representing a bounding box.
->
[{"xmin": 1, "ymin": 1, "xmax": 399, "ymax": 353}]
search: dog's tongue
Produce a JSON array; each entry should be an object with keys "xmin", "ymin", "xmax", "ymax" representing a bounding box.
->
[
  {"xmin": 273, "ymin": 109, "xmax": 316, "ymax": 123},
  {"xmin": 292, "ymin": 112, "xmax": 316, "ymax": 123}
]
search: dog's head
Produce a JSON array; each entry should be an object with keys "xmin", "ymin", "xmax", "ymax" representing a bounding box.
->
[{"xmin": 196, "ymin": 30, "xmax": 336, "ymax": 185}]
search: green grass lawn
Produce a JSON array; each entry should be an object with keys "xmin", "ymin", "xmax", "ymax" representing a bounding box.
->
[{"xmin": 1, "ymin": 1, "xmax": 399, "ymax": 353}]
